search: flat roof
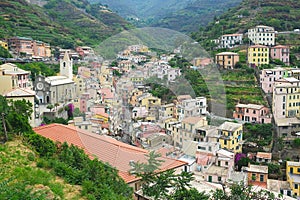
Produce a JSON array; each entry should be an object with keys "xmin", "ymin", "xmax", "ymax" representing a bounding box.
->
[
  {"xmin": 236, "ymin": 103, "xmax": 265, "ymax": 110},
  {"xmin": 246, "ymin": 164, "xmax": 268, "ymax": 173}
]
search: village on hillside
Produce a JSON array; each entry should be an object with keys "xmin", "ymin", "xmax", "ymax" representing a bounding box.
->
[{"xmin": 0, "ymin": 24, "xmax": 300, "ymax": 199}]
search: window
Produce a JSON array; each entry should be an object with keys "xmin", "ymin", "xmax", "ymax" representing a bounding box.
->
[
  {"xmin": 260, "ymin": 174, "xmax": 264, "ymax": 182},
  {"xmin": 252, "ymin": 173, "xmax": 256, "ymax": 181},
  {"xmin": 218, "ymin": 177, "xmax": 222, "ymax": 182},
  {"xmin": 295, "ymin": 184, "xmax": 298, "ymax": 189},
  {"xmin": 225, "ymin": 161, "xmax": 228, "ymax": 166}
]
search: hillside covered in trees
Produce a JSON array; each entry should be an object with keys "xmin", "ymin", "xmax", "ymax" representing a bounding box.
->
[
  {"xmin": 191, "ymin": 0, "xmax": 300, "ymax": 46},
  {"xmin": 0, "ymin": 0, "xmax": 132, "ymax": 48}
]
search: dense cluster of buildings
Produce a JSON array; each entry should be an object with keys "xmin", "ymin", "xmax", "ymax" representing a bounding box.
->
[{"xmin": 1, "ymin": 35, "xmax": 299, "ymax": 198}]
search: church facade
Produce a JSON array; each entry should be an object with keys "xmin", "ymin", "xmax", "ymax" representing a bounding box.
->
[{"xmin": 34, "ymin": 52, "xmax": 76, "ymax": 105}]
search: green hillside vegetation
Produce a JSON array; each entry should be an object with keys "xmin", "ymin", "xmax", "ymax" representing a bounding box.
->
[
  {"xmin": 153, "ymin": 0, "xmax": 242, "ymax": 32},
  {"xmin": 0, "ymin": 95, "xmax": 133, "ymax": 199},
  {"xmin": 191, "ymin": 0, "xmax": 300, "ymax": 46},
  {"xmin": 0, "ymin": 139, "xmax": 83, "ymax": 199},
  {"xmin": 0, "ymin": 0, "xmax": 132, "ymax": 48},
  {"xmin": 90, "ymin": 0, "xmax": 242, "ymax": 32}
]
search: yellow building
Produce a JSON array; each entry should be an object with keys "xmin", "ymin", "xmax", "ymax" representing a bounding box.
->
[
  {"xmin": 218, "ymin": 122, "xmax": 243, "ymax": 153},
  {"xmin": 129, "ymin": 89, "xmax": 143, "ymax": 106},
  {"xmin": 179, "ymin": 116, "xmax": 208, "ymax": 147},
  {"xmin": 141, "ymin": 95, "xmax": 161, "ymax": 121},
  {"xmin": 141, "ymin": 96, "xmax": 161, "ymax": 110},
  {"xmin": 0, "ymin": 40, "xmax": 8, "ymax": 50},
  {"xmin": 286, "ymin": 161, "xmax": 300, "ymax": 198},
  {"xmin": 74, "ymin": 76, "xmax": 85, "ymax": 97},
  {"xmin": 248, "ymin": 45, "xmax": 269, "ymax": 66}
]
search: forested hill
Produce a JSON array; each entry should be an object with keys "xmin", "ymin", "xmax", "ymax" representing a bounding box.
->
[
  {"xmin": 0, "ymin": 0, "xmax": 132, "ymax": 48},
  {"xmin": 191, "ymin": 0, "xmax": 300, "ymax": 44},
  {"xmin": 89, "ymin": 0, "xmax": 242, "ymax": 32},
  {"xmin": 153, "ymin": 0, "xmax": 242, "ymax": 33}
]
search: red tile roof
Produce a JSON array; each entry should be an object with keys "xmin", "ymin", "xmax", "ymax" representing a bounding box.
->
[{"xmin": 33, "ymin": 124, "xmax": 186, "ymax": 183}]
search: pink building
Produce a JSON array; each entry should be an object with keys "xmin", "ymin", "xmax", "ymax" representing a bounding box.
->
[
  {"xmin": 260, "ymin": 68, "xmax": 286, "ymax": 94},
  {"xmin": 270, "ymin": 45, "xmax": 290, "ymax": 66},
  {"xmin": 80, "ymin": 93, "xmax": 90, "ymax": 112},
  {"xmin": 233, "ymin": 103, "xmax": 272, "ymax": 123},
  {"xmin": 132, "ymin": 106, "xmax": 148, "ymax": 119},
  {"xmin": 9, "ymin": 37, "xmax": 51, "ymax": 58},
  {"xmin": 9, "ymin": 36, "xmax": 33, "ymax": 56},
  {"xmin": 75, "ymin": 46, "xmax": 94, "ymax": 57}
]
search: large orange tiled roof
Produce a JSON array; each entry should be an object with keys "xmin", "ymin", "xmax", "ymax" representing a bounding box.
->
[{"xmin": 33, "ymin": 124, "xmax": 186, "ymax": 183}]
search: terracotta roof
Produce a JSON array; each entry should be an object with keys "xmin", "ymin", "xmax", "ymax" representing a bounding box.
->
[
  {"xmin": 256, "ymin": 152, "xmax": 272, "ymax": 160},
  {"xmin": 33, "ymin": 124, "xmax": 186, "ymax": 183},
  {"xmin": 271, "ymin": 45, "xmax": 289, "ymax": 49}
]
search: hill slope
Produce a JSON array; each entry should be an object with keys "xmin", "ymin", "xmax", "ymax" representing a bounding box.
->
[
  {"xmin": 153, "ymin": 0, "xmax": 242, "ymax": 32},
  {"xmin": 90, "ymin": 0, "xmax": 242, "ymax": 32},
  {"xmin": 0, "ymin": 0, "xmax": 132, "ymax": 48},
  {"xmin": 191, "ymin": 0, "xmax": 300, "ymax": 44},
  {"xmin": 0, "ymin": 139, "xmax": 82, "ymax": 199}
]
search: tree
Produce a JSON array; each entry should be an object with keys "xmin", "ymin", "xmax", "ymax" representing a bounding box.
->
[
  {"xmin": 46, "ymin": 104, "xmax": 54, "ymax": 112},
  {"xmin": 211, "ymin": 182, "xmax": 283, "ymax": 200},
  {"xmin": 293, "ymin": 138, "xmax": 300, "ymax": 148},
  {"xmin": 0, "ymin": 96, "xmax": 10, "ymax": 142},
  {"xmin": 129, "ymin": 151, "xmax": 208, "ymax": 199}
]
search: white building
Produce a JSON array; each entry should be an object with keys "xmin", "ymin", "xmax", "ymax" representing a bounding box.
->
[
  {"xmin": 177, "ymin": 97, "xmax": 207, "ymax": 121},
  {"xmin": 217, "ymin": 33, "xmax": 243, "ymax": 49},
  {"xmin": 248, "ymin": 25, "xmax": 275, "ymax": 46}
]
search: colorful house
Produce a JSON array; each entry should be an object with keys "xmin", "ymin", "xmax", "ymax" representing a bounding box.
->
[
  {"xmin": 233, "ymin": 103, "xmax": 272, "ymax": 124},
  {"xmin": 215, "ymin": 52, "xmax": 240, "ymax": 69},
  {"xmin": 248, "ymin": 45, "xmax": 269, "ymax": 66},
  {"xmin": 270, "ymin": 45, "xmax": 290, "ymax": 66},
  {"xmin": 244, "ymin": 164, "xmax": 268, "ymax": 188},
  {"xmin": 286, "ymin": 161, "xmax": 300, "ymax": 198},
  {"xmin": 0, "ymin": 40, "xmax": 8, "ymax": 50},
  {"xmin": 218, "ymin": 122, "xmax": 243, "ymax": 153}
]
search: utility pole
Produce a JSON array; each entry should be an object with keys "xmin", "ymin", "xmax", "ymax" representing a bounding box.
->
[{"xmin": 1, "ymin": 113, "xmax": 8, "ymax": 142}]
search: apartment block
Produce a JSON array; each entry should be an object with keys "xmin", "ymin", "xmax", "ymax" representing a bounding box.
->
[
  {"xmin": 217, "ymin": 122, "xmax": 243, "ymax": 153},
  {"xmin": 215, "ymin": 52, "xmax": 239, "ymax": 69},
  {"xmin": 233, "ymin": 103, "xmax": 272, "ymax": 124},
  {"xmin": 248, "ymin": 45, "xmax": 269, "ymax": 66},
  {"xmin": 270, "ymin": 45, "xmax": 290, "ymax": 66},
  {"xmin": 248, "ymin": 25, "xmax": 275, "ymax": 46},
  {"xmin": 273, "ymin": 78, "xmax": 300, "ymax": 141},
  {"xmin": 177, "ymin": 97, "xmax": 207, "ymax": 121},
  {"xmin": 260, "ymin": 68, "xmax": 287, "ymax": 94},
  {"xmin": 286, "ymin": 161, "xmax": 300, "ymax": 198},
  {"xmin": 218, "ymin": 33, "xmax": 243, "ymax": 49}
]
